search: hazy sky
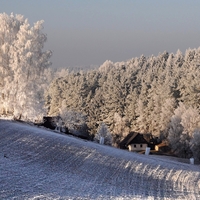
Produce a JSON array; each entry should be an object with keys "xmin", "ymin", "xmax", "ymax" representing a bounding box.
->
[{"xmin": 1, "ymin": 1, "xmax": 200, "ymax": 69}]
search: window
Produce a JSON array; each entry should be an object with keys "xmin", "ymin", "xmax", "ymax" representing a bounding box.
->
[
  {"xmin": 134, "ymin": 144, "xmax": 136, "ymax": 148},
  {"xmin": 140, "ymin": 144, "xmax": 143, "ymax": 148}
]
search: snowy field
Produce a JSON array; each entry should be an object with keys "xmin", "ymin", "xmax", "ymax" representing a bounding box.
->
[{"xmin": 0, "ymin": 120, "xmax": 200, "ymax": 200}]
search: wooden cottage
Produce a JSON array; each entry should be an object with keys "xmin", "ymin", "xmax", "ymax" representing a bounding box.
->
[{"xmin": 119, "ymin": 132, "xmax": 150, "ymax": 152}]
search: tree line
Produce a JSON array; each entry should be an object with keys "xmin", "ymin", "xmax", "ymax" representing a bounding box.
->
[
  {"xmin": 46, "ymin": 49, "xmax": 200, "ymax": 160},
  {"xmin": 1, "ymin": 13, "xmax": 200, "ymax": 160}
]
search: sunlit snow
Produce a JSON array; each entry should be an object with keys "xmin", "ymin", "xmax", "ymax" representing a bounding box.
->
[{"xmin": 0, "ymin": 120, "xmax": 200, "ymax": 199}]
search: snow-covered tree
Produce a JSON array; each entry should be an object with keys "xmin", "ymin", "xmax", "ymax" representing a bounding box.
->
[
  {"xmin": 98, "ymin": 60, "xmax": 114, "ymax": 73},
  {"xmin": 0, "ymin": 13, "xmax": 24, "ymax": 114},
  {"xmin": 180, "ymin": 107, "xmax": 200, "ymax": 137},
  {"xmin": 167, "ymin": 103, "xmax": 199, "ymax": 158},
  {"xmin": 112, "ymin": 113, "xmax": 130, "ymax": 137},
  {"xmin": 0, "ymin": 13, "xmax": 52, "ymax": 121},
  {"xmin": 125, "ymin": 88, "xmax": 138, "ymax": 130},
  {"xmin": 59, "ymin": 108, "xmax": 88, "ymax": 135},
  {"xmin": 168, "ymin": 110, "xmax": 186, "ymax": 157},
  {"xmin": 45, "ymin": 45, "xmax": 200, "ymax": 158},
  {"xmin": 160, "ymin": 98, "xmax": 176, "ymax": 138},
  {"xmin": 94, "ymin": 122, "xmax": 112, "ymax": 145},
  {"xmin": 135, "ymin": 83, "xmax": 149, "ymax": 133}
]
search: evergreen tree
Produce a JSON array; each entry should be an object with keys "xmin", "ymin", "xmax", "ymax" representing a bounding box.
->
[{"xmin": 45, "ymin": 46, "xmax": 200, "ymax": 156}]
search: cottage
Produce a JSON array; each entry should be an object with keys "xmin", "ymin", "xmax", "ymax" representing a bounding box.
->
[{"xmin": 119, "ymin": 132, "xmax": 150, "ymax": 152}]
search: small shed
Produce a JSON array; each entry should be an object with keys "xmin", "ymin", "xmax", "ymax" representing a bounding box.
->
[
  {"xmin": 42, "ymin": 116, "xmax": 58, "ymax": 130},
  {"xmin": 119, "ymin": 132, "xmax": 149, "ymax": 152},
  {"xmin": 155, "ymin": 142, "xmax": 171, "ymax": 152}
]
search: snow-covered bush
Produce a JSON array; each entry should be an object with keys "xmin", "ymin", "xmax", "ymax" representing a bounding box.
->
[
  {"xmin": 94, "ymin": 122, "xmax": 112, "ymax": 145},
  {"xmin": 59, "ymin": 108, "xmax": 88, "ymax": 135}
]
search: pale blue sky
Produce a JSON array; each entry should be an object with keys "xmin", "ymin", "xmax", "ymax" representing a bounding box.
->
[{"xmin": 1, "ymin": 0, "xmax": 200, "ymax": 69}]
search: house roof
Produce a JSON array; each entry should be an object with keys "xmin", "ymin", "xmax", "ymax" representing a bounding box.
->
[
  {"xmin": 126, "ymin": 132, "xmax": 140, "ymax": 145},
  {"xmin": 119, "ymin": 132, "xmax": 148, "ymax": 149}
]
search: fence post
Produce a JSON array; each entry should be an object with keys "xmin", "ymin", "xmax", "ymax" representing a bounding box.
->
[
  {"xmin": 190, "ymin": 158, "xmax": 194, "ymax": 165},
  {"xmin": 100, "ymin": 137, "xmax": 104, "ymax": 145},
  {"xmin": 145, "ymin": 147, "xmax": 150, "ymax": 155}
]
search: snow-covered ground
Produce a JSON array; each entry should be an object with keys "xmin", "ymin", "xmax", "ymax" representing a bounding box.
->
[{"xmin": 0, "ymin": 120, "xmax": 200, "ymax": 200}]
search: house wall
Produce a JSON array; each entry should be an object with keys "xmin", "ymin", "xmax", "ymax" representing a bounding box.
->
[
  {"xmin": 128, "ymin": 143, "xmax": 147, "ymax": 151},
  {"xmin": 155, "ymin": 144, "xmax": 170, "ymax": 152},
  {"xmin": 155, "ymin": 145, "xmax": 159, "ymax": 151}
]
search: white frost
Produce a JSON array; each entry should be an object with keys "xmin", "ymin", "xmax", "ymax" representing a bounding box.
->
[{"xmin": 0, "ymin": 120, "xmax": 200, "ymax": 199}]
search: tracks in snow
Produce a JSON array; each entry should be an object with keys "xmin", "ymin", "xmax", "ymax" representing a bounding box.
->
[{"xmin": 0, "ymin": 120, "xmax": 200, "ymax": 199}]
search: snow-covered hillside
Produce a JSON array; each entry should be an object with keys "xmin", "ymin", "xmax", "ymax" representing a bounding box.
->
[{"xmin": 0, "ymin": 120, "xmax": 200, "ymax": 200}]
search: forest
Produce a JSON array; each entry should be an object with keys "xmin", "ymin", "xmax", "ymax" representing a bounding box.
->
[{"xmin": 1, "ymin": 13, "xmax": 200, "ymax": 160}]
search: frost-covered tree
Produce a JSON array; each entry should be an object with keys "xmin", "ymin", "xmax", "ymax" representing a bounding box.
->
[
  {"xmin": 47, "ymin": 78, "xmax": 63, "ymax": 115},
  {"xmin": 94, "ymin": 122, "xmax": 112, "ymax": 145},
  {"xmin": 125, "ymin": 89, "xmax": 138, "ymax": 130},
  {"xmin": 59, "ymin": 108, "xmax": 88, "ymax": 136},
  {"xmin": 98, "ymin": 60, "xmax": 114, "ymax": 73},
  {"xmin": 167, "ymin": 106, "xmax": 186, "ymax": 157},
  {"xmin": 112, "ymin": 112, "xmax": 130, "ymax": 147},
  {"xmin": 45, "ymin": 45, "xmax": 200, "ymax": 156},
  {"xmin": 0, "ymin": 13, "xmax": 24, "ymax": 114},
  {"xmin": 0, "ymin": 13, "xmax": 52, "ymax": 121},
  {"xmin": 180, "ymin": 107, "xmax": 200, "ymax": 137},
  {"xmin": 10, "ymin": 18, "xmax": 51, "ymax": 120},
  {"xmin": 135, "ymin": 82, "xmax": 149, "ymax": 133},
  {"xmin": 167, "ymin": 103, "xmax": 200, "ymax": 158},
  {"xmin": 160, "ymin": 98, "xmax": 176, "ymax": 138},
  {"xmin": 113, "ymin": 113, "xmax": 130, "ymax": 135}
]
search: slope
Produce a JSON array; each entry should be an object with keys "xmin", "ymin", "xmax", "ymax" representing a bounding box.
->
[{"xmin": 0, "ymin": 120, "xmax": 200, "ymax": 200}]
